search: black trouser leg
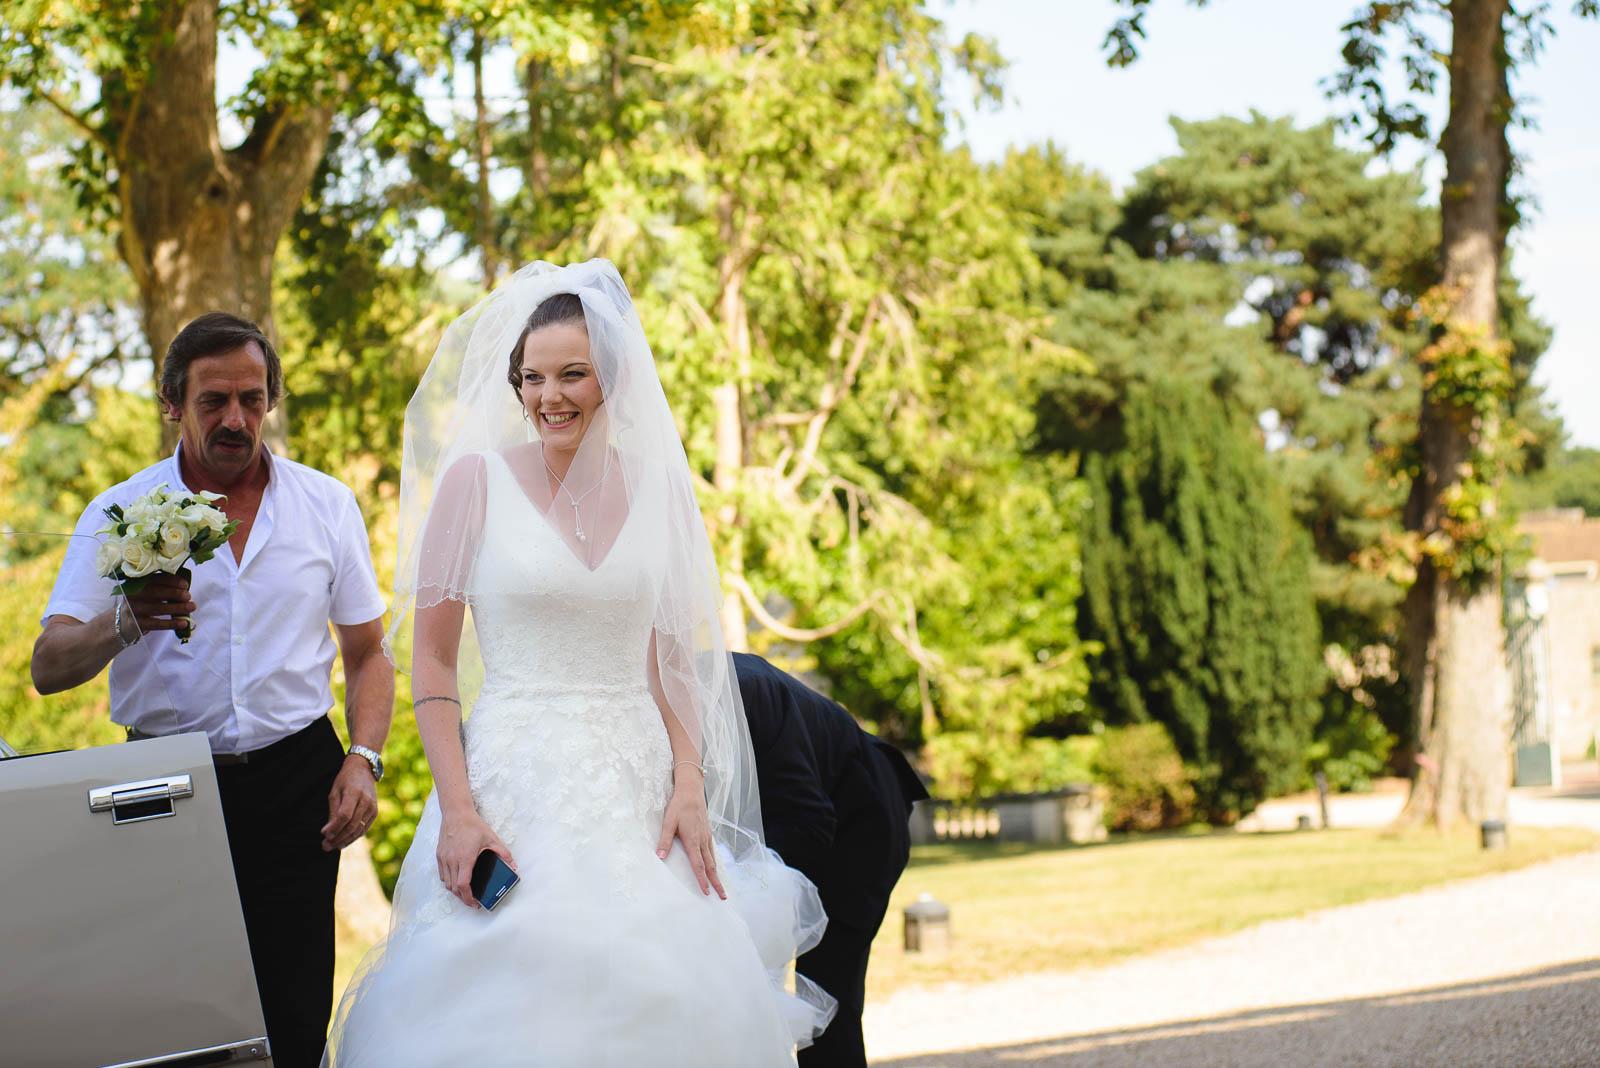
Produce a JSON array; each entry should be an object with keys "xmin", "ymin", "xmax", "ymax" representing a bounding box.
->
[
  {"xmin": 216, "ymin": 718, "xmax": 343, "ymax": 1068},
  {"xmin": 799, "ymin": 746, "xmax": 915, "ymax": 1068},
  {"xmin": 797, "ymin": 920, "xmax": 874, "ymax": 1068}
]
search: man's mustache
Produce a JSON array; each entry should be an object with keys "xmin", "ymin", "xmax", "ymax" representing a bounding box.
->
[{"xmin": 210, "ymin": 430, "xmax": 252, "ymax": 447}]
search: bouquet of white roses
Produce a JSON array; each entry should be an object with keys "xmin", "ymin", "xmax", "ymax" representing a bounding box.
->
[{"xmin": 96, "ymin": 483, "xmax": 239, "ymax": 642}]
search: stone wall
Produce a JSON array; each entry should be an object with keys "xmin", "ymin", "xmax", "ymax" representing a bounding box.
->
[{"xmin": 1543, "ymin": 566, "xmax": 1600, "ymax": 759}]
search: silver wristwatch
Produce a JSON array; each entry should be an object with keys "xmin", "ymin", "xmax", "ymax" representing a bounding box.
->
[{"xmin": 348, "ymin": 744, "xmax": 384, "ymax": 782}]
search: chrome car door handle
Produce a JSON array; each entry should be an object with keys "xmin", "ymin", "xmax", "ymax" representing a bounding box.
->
[{"xmin": 87, "ymin": 775, "xmax": 195, "ymax": 825}]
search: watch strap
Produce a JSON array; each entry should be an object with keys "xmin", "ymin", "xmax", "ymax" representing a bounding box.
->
[{"xmin": 349, "ymin": 744, "xmax": 383, "ymax": 782}]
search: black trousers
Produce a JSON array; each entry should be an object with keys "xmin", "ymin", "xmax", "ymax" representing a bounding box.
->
[
  {"xmin": 797, "ymin": 917, "xmax": 877, "ymax": 1068},
  {"xmin": 797, "ymin": 746, "xmax": 915, "ymax": 1068},
  {"xmin": 214, "ymin": 717, "xmax": 344, "ymax": 1068}
]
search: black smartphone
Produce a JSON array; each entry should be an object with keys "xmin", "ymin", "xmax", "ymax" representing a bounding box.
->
[{"xmin": 469, "ymin": 849, "xmax": 519, "ymax": 911}]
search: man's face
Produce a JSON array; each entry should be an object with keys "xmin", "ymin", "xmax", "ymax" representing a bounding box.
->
[{"xmin": 163, "ymin": 342, "xmax": 272, "ymax": 483}]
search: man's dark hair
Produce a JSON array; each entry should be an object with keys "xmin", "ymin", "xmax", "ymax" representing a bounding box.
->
[
  {"xmin": 161, "ymin": 312, "xmax": 284, "ymax": 408},
  {"xmin": 506, "ymin": 292, "xmax": 589, "ymax": 398}
]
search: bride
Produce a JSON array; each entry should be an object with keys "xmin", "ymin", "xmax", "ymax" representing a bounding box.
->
[{"xmin": 325, "ymin": 261, "xmax": 835, "ymax": 1065}]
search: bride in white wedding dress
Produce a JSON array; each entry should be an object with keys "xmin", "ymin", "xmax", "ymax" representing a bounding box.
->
[{"xmin": 324, "ymin": 261, "xmax": 835, "ymax": 1067}]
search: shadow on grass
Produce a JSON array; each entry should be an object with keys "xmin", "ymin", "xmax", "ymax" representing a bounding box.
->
[{"xmin": 869, "ymin": 959, "xmax": 1600, "ymax": 1067}]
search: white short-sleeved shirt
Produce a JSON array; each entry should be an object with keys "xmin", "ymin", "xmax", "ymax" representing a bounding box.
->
[{"xmin": 42, "ymin": 444, "xmax": 387, "ymax": 754}]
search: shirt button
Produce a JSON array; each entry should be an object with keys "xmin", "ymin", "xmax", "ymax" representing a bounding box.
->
[{"xmin": 233, "ymin": 636, "xmax": 244, "ymax": 646}]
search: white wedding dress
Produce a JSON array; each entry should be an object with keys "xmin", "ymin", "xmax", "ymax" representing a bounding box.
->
[{"xmin": 326, "ymin": 454, "xmax": 833, "ymax": 1066}]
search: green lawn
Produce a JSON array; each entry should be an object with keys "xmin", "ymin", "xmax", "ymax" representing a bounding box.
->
[{"xmin": 864, "ymin": 825, "xmax": 1598, "ymax": 1001}]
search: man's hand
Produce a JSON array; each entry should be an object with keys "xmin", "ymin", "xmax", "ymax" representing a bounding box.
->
[
  {"xmin": 321, "ymin": 755, "xmax": 379, "ymax": 852},
  {"xmin": 123, "ymin": 573, "xmax": 196, "ymax": 637}
]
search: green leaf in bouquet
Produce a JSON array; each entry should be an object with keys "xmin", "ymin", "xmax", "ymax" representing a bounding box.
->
[{"xmin": 111, "ymin": 575, "xmax": 152, "ymax": 597}]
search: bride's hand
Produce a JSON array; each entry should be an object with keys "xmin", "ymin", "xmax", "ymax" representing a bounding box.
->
[
  {"xmin": 655, "ymin": 767, "xmax": 726, "ymax": 899},
  {"xmin": 438, "ymin": 808, "xmax": 515, "ymax": 909}
]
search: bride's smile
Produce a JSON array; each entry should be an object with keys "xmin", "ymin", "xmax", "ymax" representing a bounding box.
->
[{"xmin": 517, "ymin": 321, "xmax": 603, "ymax": 464}]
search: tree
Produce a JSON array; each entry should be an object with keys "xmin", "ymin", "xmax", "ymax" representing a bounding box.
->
[
  {"xmin": 1510, "ymin": 445, "xmax": 1600, "ymax": 517},
  {"xmin": 991, "ymin": 143, "xmax": 1329, "ymax": 817},
  {"xmin": 313, "ymin": 1, "xmax": 1093, "ymax": 795},
  {"xmin": 995, "ymin": 128, "xmax": 1400, "ymax": 791},
  {"xmin": 1, "ymin": 96, "xmax": 155, "ymax": 543},
  {"xmin": 488, "ymin": 3, "xmax": 1089, "ymax": 783},
  {"xmin": 0, "ymin": 1, "xmax": 456, "ymax": 449},
  {"xmin": 1103, "ymin": 0, "xmax": 1593, "ymax": 828},
  {"xmin": 1331, "ymin": 0, "xmax": 1590, "ymax": 826},
  {"xmin": 1062, "ymin": 380, "xmax": 1323, "ymax": 819}
]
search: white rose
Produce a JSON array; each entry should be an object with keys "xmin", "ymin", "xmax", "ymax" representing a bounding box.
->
[
  {"xmin": 156, "ymin": 550, "xmax": 189, "ymax": 574},
  {"xmin": 120, "ymin": 540, "xmax": 159, "ymax": 578},
  {"xmin": 177, "ymin": 503, "xmax": 227, "ymax": 535},
  {"xmin": 95, "ymin": 537, "xmax": 127, "ymax": 578},
  {"xmin": 123, "ymin": 499, "xmax": 158, "ymax": 527},
  {"xmin": 158, "ymin": 522, "xmax": 190, "ymax": 557}
]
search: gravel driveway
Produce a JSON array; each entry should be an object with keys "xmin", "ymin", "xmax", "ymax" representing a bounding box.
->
[{"xmin": 864, "ymin": 773, "xmax": 1600, "ymax": 1067}]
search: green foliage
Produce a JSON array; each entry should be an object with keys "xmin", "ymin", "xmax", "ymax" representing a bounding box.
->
[
  {"xmin": 442, "ymin": 0, "xmax": 1095, "ymax": 791},
  {"xmin": 1510, "ymin": 446, "xmax": 1600, "ymax": 517},
  {"xmin": 0, "ymin": 541, "xmax": 122, "ymax": 754},
  {"xmin": 0, "ymin": 96, "xmax": 150, "ymax": 542},
  {"xmin": 368, "ymin": 682, "xmax": 433, "ymax": 898},
  {"xmin": 4, "ymin": 385, "xmax": 162, "ymax": 542},
  {"xmin": 1068, "ymin": 381, "xmax": 1325, "ymax": 819},
  {"xmin": 0, "ymin": 98, "xmax": 141, "ymax": 384},
  {"xmin": 1305, "ymin": 696, "xmax": 1394, "ymax": 793},
  {"xmin": 1091, "ymin": 722, "xmax": 1196, "ymax": 832},
  {"xmin": 1008, "ymin": 115, "xmax": 1553, "ymax": 787}
]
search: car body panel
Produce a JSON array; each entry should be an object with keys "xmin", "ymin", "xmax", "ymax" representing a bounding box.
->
[{"xmin": 0, "ymin": 731, "xmax": 272, "ymax": 1067}]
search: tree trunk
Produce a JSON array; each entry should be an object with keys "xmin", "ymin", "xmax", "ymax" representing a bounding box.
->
[
  {"xmin": 525, "ymin": 58, "xmax": 550, "ymax": 201},
  {"xmin": 472, "ymin": 31, "xmax": 498, "ymax": 290},
  {"xmin": 111, "ymin": 0, "xmax": 333, "ymax": 458},
  {"xmin": 713, "ymin": 194, "xmax": 749, "ymax": 651},
  {"xmin": 1398, "ymin": 0, "xmax": 1513, "ymax": 829}
]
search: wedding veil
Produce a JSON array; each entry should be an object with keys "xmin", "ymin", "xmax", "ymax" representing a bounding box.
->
[{"xmin": 388, "ymin": 259, "xmax": 768, "ymax": 887}]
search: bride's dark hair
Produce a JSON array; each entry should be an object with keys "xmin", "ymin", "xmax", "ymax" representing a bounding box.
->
[{"xmin": 506, "ymin": 292, "xmax": 587, "ymax": 397}]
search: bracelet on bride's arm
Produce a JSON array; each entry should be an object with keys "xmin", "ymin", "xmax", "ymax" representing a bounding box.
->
[
  {"xmin": 414, "ymin": 695, "xmax": 462, "ymax": 709},
  {"xmin": 672, "ymin": 759, "xmax": 705, "ymax": 778}
]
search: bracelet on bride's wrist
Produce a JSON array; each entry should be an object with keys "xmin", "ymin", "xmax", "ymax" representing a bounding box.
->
[
  {"xmin": 673, "ymin": 759, "xmax": 705, "ymax": 778},
  {"xmin": 113, "ymin": 600, "xmax": 138, "ymax": 650}
]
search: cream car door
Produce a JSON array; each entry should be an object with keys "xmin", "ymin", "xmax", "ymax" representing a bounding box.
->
[{"xmin": 1, "ymin": 532, "xmax": 271, "ymax": 1067}]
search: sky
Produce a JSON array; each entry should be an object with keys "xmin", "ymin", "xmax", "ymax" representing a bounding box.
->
[{"xmin": 934, "ymin": 0, "xmax": 1600, "ymax": 446}]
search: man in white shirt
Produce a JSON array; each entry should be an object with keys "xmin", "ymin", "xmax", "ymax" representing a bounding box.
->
[{"xmin": 31, "ymin": 312, "xmax": 394, "ymax": 1068}]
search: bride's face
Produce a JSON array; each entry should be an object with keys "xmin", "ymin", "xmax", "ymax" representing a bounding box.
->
[{"xmin": 519, "ymin": 323, "xmax": 605, "ymax": 457}]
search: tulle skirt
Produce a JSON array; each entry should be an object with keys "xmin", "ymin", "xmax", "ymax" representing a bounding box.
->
[{"xmin": 324, "ymin": 688, "xmax": 834, "ymax": 1067}]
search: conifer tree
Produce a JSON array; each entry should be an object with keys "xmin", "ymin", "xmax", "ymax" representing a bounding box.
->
[{"xmin": 1069, "ymin": 381, "xmax": 1323, "ymax": 818}]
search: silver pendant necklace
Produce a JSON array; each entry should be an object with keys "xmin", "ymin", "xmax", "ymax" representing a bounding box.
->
[{"xmin": 541, "ymin": 449, "xmax": 609, "ymax": 545}]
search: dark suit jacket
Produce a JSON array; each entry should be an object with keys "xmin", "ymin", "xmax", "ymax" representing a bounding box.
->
[{"xmin": 733, "ymin": 653, "xmax": 928, "ymax": 928}]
